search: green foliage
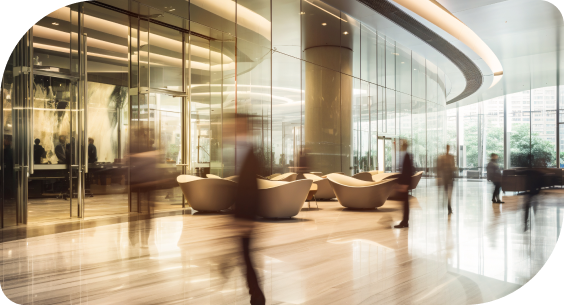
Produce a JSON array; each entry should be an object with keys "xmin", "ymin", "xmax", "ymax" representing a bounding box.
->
[
  {"xmin": 510, "ymin": 123, "xmax": 555, "ymax": 167},
  {"xmin": 464, "ymin": 122, "xmax": 556, "ymax": 168}
]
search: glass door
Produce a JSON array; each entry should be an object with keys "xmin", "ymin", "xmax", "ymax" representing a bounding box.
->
[
  {"xmin": 81, "ymin": 3, "xmax": 130, "ymax": 219},
  {"xmin": 24, "ymin": 3, "xmax": 83, "ymax": 224},
  {"xmin": 378, "ymin": 136, "xmax": 397, "ymax": 173}
]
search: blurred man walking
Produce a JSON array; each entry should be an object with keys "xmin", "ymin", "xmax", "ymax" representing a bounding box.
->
[
  {"xmin": 438, "ymin": 144, "xmax": 456, "ymax": 214},
  {"xmin": 487, "ymin": 153, "xmax": 504, "ymax": 204}
]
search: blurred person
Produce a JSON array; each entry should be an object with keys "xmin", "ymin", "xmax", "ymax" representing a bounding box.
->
[
  {"xmin": 394, "ymin": 139, "xmax": 414, "ymax": 229},
  {"xmin": 129, "ymin": 132, "xmax": 160, "ymax": 214},
  {"xmin": 486, "ymin": 153, "xmax": 504, "ymax": 203},
  {"xmin": 88, "ymin": 137, "xmax": 97, "ymax": 164},
  {"xmin": 437, "ymin": 144, "xmax": 455, "ymax": 214},
  {"xmin": 55, "ymin": 135, "xmax": 66, "ymax": 164},
  {"xmin": 523, "ymin": 154, "xmax": 544, "ymax": 231},
  {"xmin": 33, "ymin": 138, "xmax": 45, "ymax": 164},
  {"xmin": 231, "ymin": 114, "xmax": 266, "ymax": 305}
]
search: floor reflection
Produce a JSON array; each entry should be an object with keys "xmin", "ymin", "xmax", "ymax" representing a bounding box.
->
[{"xmin": 0, "ymin": 179, "xmax": 561, "ymax": 304}]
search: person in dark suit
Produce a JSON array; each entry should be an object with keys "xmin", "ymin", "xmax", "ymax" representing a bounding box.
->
[
  {"xmin": 232, "ymin": 115, "xmax": 265, "ymax": 305},
  {"xmin": 88, "ymin": 138, "xmax": 97, "ymax": 164},
  {"xmin": 33, "ymin": 138, "xmax": 45, "ymax": 164},
  {"xmin": 55, "ymin": 135, "xmax": 66, "ymax": 164},
  {"xmin": 395, "ymin": 139, "xmax": 414, "ymax": 229},
  {"xmin": 486, "ymin": 153, "xmax": 503, "ymax": 203}
]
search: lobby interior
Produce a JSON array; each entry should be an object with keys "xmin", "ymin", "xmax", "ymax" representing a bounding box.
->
[{"xmin": 1, "ymin": 0, "xmax": 564, "ymax": 304}]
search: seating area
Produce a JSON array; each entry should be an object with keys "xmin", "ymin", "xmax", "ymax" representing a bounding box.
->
[
  {"xmin": 327, "ymin": 173, "xmax": 397, "ymax": 209},
  {"xmin": 177, "ymin": 175, "xmax": 236, "ymax": 212},
  {"xmin": 178, "ymin": 170, "xmax": 423, "ymax": 217},
  {"xmin": 501, "ymin": 168, "xmax": 564, "ymax": 192}
]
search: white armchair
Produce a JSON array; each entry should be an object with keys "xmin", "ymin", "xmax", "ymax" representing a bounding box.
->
[
  {"xmin": 372, "ymin": 172, "xmax": 401, "ymax": 182},
  {"xmin": 256, "ymin": 179, "xmax": 312, "ymax": 218},
  {"xmin": 270, "ymin": 172, "xmax": 298, "ymax": 182},
  {"xmin": 206, "ymin": 174, "xmax": 239, "ymax": 182},
  {"xmin": 177, "ymin": 175, "xmax": 236, "ymax": 212},
  {"xmin": 409, "ymin": 171, "xmax": 424, "ymax": 190},
  {"xmin": 352, "ymin": 172, "xmax": 373, "ymax": 182},
  {"xmin": 303, "ymin": 173, "xmax": 335, "ymax": 200},
  {"xmin": 327, "ymin": 173, "xmax": 397, "ymax": 209}
]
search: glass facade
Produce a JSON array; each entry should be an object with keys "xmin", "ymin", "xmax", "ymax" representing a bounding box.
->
[
  {"xmin": 0, "ymin": 0, "xmax": 449, "ymax": 226},
  {"xmin": 455, "ymin": 85, "xmax": 561, "ymax": 178}
]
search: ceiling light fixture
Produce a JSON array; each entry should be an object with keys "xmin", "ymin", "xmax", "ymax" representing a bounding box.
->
[
  {"xmin": 343, "ymin": 31, "xmax": 348, "ymax": 35},
  {"xmin": 52, "ymin": 22, "xmax": 59, "ymax": 26},
  {"xmin": 300, "ymin": 12, "xmax": 305, "ymax": 15},
  {"xmin": 304, "ymin": 0, "xmax": 348, "ymax": 22},
  {"xmin": 393, "ymin": 0, "xmax": 503, "ymax": 88},
  {"xmin": 321, "ymin": 23, "xmax": 327, "ymax": 26}
]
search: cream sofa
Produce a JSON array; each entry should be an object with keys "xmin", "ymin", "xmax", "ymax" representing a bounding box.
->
[
  {"xmin": 256, "ymin": 179, "xmax": 312, "ymax": 218},
  {"xmin": 372, "ymin": 172, "xmax": 401, "ymax": 182},
  {"xmin": 177, "ymin": 175, "xmax": 236, "ymax": 212},
  {"xmin": 206, "ymin": 174, "xmax": 239, "ymax": 182},
  {"xmin": 327, "ymin": 173, "xmax": 397, "ymax": 209},
  {"xmin": 270, "ymin": 172, "xmax": 298, "ymax": 182},
  {"xmin": 352, "ymin": 172, "xmax": 373, "ymax": 182},
  {"xmin": 409, "ymin": 171, "xmax": 424, "ymax": 190},
  {"xmin": 303, "ymin": 173, "xmax": 335, "ymax": 200}
]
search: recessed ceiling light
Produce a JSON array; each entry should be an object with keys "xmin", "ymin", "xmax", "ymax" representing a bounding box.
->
[
  {"xmin": 300, "ymin": 12, "xmax": 305, "ymax": 15},
  {"xmin": 52, "ymin": 22, "xmax": 59, "ymax": 26},
  {"xmin": 343, "ymin": 31, "xmax": 348, "ymax": 35},
  {"xmin": 169, "ymin": 8, "xmax": 175, "ymax": 12},
  {"xmin": 321, "ymin": 23, "xmax": 327, "ymax": 26}
]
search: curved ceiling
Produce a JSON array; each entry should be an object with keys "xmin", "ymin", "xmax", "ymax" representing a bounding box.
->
[{"xmin": 356, "ymin": 0, "xmax": 483, "ymax": 104}]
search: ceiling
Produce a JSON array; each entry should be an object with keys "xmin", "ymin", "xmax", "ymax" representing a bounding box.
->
[{"xmin": 327, "ymin": 0, "xmax": 564, "ymax": 108}]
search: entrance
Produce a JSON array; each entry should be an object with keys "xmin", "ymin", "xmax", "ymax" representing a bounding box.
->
[{"xmin": 378, "ymin": 136, "xmax": 397, "ymax": 173}]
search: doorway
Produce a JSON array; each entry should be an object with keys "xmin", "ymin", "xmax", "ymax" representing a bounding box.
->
[{"xmin": 378, "ymin": 136, "xmax": 397, "ymax": 173}]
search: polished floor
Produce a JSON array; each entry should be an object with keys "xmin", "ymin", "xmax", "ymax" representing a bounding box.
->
[
  {"xmin": 0, "ymin": 179, "xmax": 561, "ymax": 304},
  {"xmin": 27, "ymin": 188, "xmax": 184, "ymax": 225}
]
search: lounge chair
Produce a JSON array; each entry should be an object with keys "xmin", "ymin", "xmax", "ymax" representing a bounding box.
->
[
  {"xmin": 409, "ymin": 171, "xmax": 424, "ymax": 190},
  {"xmin": 352, "ymin": 172, "xmax": 373, "ymax": 182},
  {"xmin": 270, "ymin": 172, "xmax": 298, "ymax": 182},
  {"xmin": 303, "ymin": 173, "xmax": 336, "ymax": 200},
  {"xmin": 256, "ymin": 179, "xmax": 312, "ymax": 218},
  {"xmin": 327, "ymin": 173, "xmax": 397, "ymax": 209},
  {"xmin": 177, "ymin": 175, "xmax": 236, "ymax": 212},
  {"xmin": 206, "ymin": 174, "xmax": 239, "ymax": 182},
  {"xmin": 372, "ymin": 172, "xmax": 401, "ymax": 182}
]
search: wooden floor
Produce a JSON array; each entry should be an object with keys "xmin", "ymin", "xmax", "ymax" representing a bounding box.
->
[{"xmin": 0, "ymin": 179, "xmax": 561, "ymax": 304}]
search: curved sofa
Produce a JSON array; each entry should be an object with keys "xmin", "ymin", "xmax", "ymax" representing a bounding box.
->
[
  {"xmin": 256, "ymin": 179, "xmax": 312, "ymax": 218},
  {"xmin": 352, "ymin": 172, "xmax": 373, "ymax": 182},
  {"xmin": 177, "ymin": 175, "xmax": 236, "ymax": 212},
  {"xmin": 372, "ymin": 172, "xmax": 401, "ymax": 182},
  {"xmin": 303, "ymin": 173, "xmax": 335, "ymax": 200},
  {"xmin": 206, "ymin": 174, "xmax": 239, "ymax": 182},
  {"xmin": 270, "ymin": 172, "xmax": 298, "ymax": 182},
  {"xmin": 409, "ymin": 171, "xmax": 424, "ymax": 190},
  {"xmin": 327, "ymin": 173, "xmax": 397, "ymax": 209}
]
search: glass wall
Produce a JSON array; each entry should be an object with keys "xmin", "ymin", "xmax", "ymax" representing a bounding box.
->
[
  {"xmin": 457, "ymin": 85, "xmax": 561, "ymax": 178},
  {"xmin": 1, "ymin": 0, "xmax": 450, "ymax": 226}
]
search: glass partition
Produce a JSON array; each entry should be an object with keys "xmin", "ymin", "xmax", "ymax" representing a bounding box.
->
[{"xmin": 2, "ymin": 0, "xmax": 456, "ymax": 226}]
